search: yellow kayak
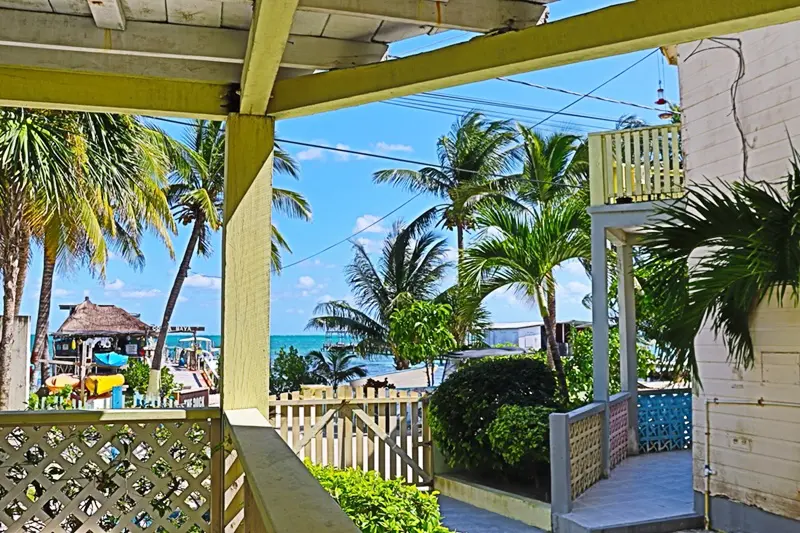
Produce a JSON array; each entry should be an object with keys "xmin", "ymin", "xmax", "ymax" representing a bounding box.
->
[
  {"xmin": 84, "ymin": 374, "xmax": 125, "ymax": 396},
  {"xmin": 46, "ymin": 374, "xmax": 79, "ymax": 393}
]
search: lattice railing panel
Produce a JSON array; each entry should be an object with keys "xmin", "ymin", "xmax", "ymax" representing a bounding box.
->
[
  {"xmin": 0, "ymin": 419, "xmax": 214, "ymax": 533},
  {"xmin": 609, "ymin": 399, "xmax": 628, "ymax": 469},
  {"xmin": 568, "ymin": 412, "xmax": 602, "ymax": 500},
  {"xmin": 637, "ymin": 389, "xmax": 692, "ymax": 453}
]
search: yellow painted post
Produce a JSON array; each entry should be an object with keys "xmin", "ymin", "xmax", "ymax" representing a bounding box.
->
[
  {"xmin": 588, "ymin": 134, "xmax": 605, "ymax": 206},
  {"xmin": 222, "ymin": 113, "xmax": 274, "ymax": 417}
]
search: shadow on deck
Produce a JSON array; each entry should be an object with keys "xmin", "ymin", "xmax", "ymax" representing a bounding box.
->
[{"xmin": 554, "ymin": 451, "xmax": 702, "ymax": 533}]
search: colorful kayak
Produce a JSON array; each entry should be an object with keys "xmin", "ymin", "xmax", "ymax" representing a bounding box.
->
[
  {"xmin": 94, "ymin": 352, "xmax": 129, "ymax": 368},
  {"xmin": 84, "ymin": 374, "xmax": 125, "ymax": 396},
  {"xmin": 46, "ymin": 374, "xmax": 80, "ymax": 393}
]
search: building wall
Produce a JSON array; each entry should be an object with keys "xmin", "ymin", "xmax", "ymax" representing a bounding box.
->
[{"xmin": 678, "ymin": 22, "xmax": 800, "ymax": 522}]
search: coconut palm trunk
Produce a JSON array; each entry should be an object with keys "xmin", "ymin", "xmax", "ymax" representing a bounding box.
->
[
  {"xmin": 31, "ymin": 249, "xmax": 56, "ymax": 387},
  {"xmin": 14, "ymin": 231, "xmax": 28, "ymax": 316},
  {"xmin": 0, "ymin": 204, "xmax": 24, "ymax": 409},
  {"xmin": 536, "ymin": 283, "xmax": 568, "ymax": 399},
  {"xmin": 147, "ymin": 214, "xmax": 204, "ymax": 397}
]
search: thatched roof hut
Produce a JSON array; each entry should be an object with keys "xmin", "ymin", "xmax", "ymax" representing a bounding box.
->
[{"xmin": 55, "ymin": 297, "xmax": 150, "ymax": 337}]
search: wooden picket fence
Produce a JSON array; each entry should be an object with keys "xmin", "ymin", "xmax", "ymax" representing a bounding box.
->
[{"xmin": 269, "ymin": 386, "xmax": 432, "ymax": 485}]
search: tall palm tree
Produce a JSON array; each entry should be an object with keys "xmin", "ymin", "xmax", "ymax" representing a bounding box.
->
[
  {"xmin": 31, "ymin": 114, "xmax": 175, "ymax": 385},
  {"xmin": 308, "ymin": 217, "xmax": 450, "ymax": 369},
  {"xmin": 434, "ymin": 283, "xmax": 491, "ymax": 348},
  {"xmin": 507, "ymin": 127, "xmax": 588, "ymax": 374},
  {"xmin": 373, "ymin": 112, "xmax": 517, "ymax": 273},
  {"xmin": 148, "ymin": 120, "xmax": 309, "ymax": 393},
  {"xmin": 463, "ymin": 198, "xmax": 591, "ymax": 398},
  {"xmin": 309, "ymin": 347, "xmax": 367, "ymax": 388},
  {"xmin": 640, "ymin": 154, "xmax": 800, "ymax": 381}
]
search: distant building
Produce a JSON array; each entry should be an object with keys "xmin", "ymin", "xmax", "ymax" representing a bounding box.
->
[{"xmin": 483, "ymin": 320, "xmax": 591, "ymax": 353}]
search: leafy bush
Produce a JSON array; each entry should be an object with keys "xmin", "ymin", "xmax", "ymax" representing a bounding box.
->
[
  {"xmin": 270, "ymin": 346, "xmax": 320, "ymax": 394},
  {"xmin": 487, "ymin": 405, "xmax": 554, "ymax": 467},
  {"xmin": 306, "ymin": 462, "xmax": 452, "ymax": 533},
  {"xmin": 428, "ymin": 355, "xmax": 564, "ymax": 479},
  {"xmin": 564, "ymin": 327, "xmax": 656, "ymax": 406},
  {"xmin": 123, "ymin": 359, "xmax": 178, "ymax": 397}
]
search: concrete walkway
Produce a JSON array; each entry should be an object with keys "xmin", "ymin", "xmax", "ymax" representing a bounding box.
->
[{"xmin": 439, "ymin": 496, "xmax": 545, "ymax": 533}]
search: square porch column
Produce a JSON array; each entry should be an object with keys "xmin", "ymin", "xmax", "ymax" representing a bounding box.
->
[
  {"xmin": 221, "ymin": 114, "xmax": 274, "ymax": 417},
  {"xmin": 590, "ymin": 217, "xmax": 609, "ymax": 476},
  {"xmin": 617, "ymin": 243, "xmax": 639, "ymax": 455}
]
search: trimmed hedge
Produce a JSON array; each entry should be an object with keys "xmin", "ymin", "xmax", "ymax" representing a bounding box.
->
[
  {"xmin": 307, "ymin": 462, "xmax": 452, "ymax": 533},
  {"xmin": 429, "ymin": 355, "xmax": 564, "ymax": 480}
]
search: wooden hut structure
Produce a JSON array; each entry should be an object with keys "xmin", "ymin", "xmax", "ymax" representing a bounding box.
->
[{"xmin": 52, "ymin": 297, "xmax": 151, "ymax": 364}]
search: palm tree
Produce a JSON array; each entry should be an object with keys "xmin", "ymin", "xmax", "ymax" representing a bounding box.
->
[
  {"xmin": 309, "ymin": 347, "xmax": 367, "ymax": 388},
  {"xmin": 463, "ymin": 198, "xmax": 591, "ymax": 398},
  {"xmin": 31, "ymin": 114, "xmax": 175, "ymax": 385},
  {"xmin": 308, "ymin": 217, "xmax": 450, "ymax": 369},
  {"xmin": 640, "ymin": 154, "xmax": 800, "ymax": 381},
  {"xmin": 506, "ymin": 127, "xmax": 588, "ymax": 376},
  {"xmin": 148, "ymin": 120, "xmax": 309, "ymax": 394},
  {"xmin": 434, "ymin": 283, "xmax": 491, "ymax": 348},
  {"xmin": 373, "ymin": 112, "xmax": 517, "ymax": 273}
]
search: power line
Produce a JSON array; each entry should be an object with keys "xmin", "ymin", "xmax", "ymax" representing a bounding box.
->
[
  {"xmin": 530, "ymin": 49, "xmax": 659, "ymax": 128},
  {"xmin": 496, "ymin": 77, "xmax": 663, "ymax": 112}
]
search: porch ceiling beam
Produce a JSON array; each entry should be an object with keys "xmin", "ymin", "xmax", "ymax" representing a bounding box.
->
[
  {"xmin": 85, "ymin": 0, "xmax": 126, "ymax": 30},
  {"xmin": 267, "ymin": 0, "xmax": 800, "ymax": 119},
  {"xmin": 296, "ymin": 0, "xmax": 549, "ymax": 32},
  {"xmin": 240, "ymin": 0, "xmax": 300, "ymax": 115},
  {"xmin": 0, "ymin": 9, "xmax": 386, "ymax": 72},
  {"xmin": 0, "ymin": 66, "xmax": 231, "ymax": 119}
]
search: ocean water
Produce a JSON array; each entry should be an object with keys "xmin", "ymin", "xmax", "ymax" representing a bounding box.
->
[{"xmin": 35, "ymin": 333, "xmax": 400, "ymax": 378}]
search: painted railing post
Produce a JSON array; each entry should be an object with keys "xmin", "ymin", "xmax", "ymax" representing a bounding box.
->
[
  {"xmin": 617, "ymin": 244, "xmax": 639, "ymax": 455},
  {"xmin": 550, "ymin": 412, "xmax": 571, "ymax": 514},
  {"xmin": 222, "ymin": 113, "xmax": 274, "ymax": 417},
  {"xmin": 588, "ymin": 134, "xmax": 605, "ymax": 206}
]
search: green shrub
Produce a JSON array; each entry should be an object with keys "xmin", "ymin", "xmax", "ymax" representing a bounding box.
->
[
  {"xmin": 429, "ymin": 355, "xmax": 564, "ymax": 479},
  {"xmin": 487, "ymin": 404, "xmax": 554, "ymax": 467},
  {"xmin": 306, "ymin": 462, "xmax": 451, "ymax": 533}
]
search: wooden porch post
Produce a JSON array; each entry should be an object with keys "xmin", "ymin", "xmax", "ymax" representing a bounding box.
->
[
  {"xmin": 590, "ymin": 218, "xmax": 610, "ymax": 476},
  {"xmin": 617, "ymin": 243, "xmax": 639, "ymax": 455},
  {"xmin": 221, "ymin": 113, "xmax": 273, "ymax": 417}
]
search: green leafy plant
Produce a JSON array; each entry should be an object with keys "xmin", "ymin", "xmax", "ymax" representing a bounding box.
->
[
  {"xmin": 564, "ymin": 327, "xmax": 656, "ymax": 406},
  {"xmin": 160, "ymin": 366, "xmax": 178, "ymax": 398},
  {"xmin": 641, "ymin": 154, "xmax": 800, "ymax": 380},
  {"xmin": 270, "ymin": 346, "xmax": 321, "ymax": 394},
  {"xmin": 123, "ymin": 359, "xmax": 150, "ymax": 395},
  {"xmin": 389, "ymin": 299, "xmax": 457, "ymax": 386},
  {"xmin": 487, "ymin": 404, "xmax": 554, "ymax": 467},
  {"xmin": 306, "ymin": 462, "xmax": 452, "ymax": 533},
  {"xmin": 429, "ymin": 355, "xmax": 564, "ymax": 479}
]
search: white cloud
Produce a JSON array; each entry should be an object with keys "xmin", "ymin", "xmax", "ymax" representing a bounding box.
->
[
  {"xmin": 559, "ymin": 280, "xmax": 591, "ymax": 303},
  {"xmin": 355, "ymin": 237, "xmax": 380, "ymax": 254},
  {"xmin": 53, "ymin": 288, "xmax": 72, "ymax": 297},
  {"xmin": 444, "ymin": 247, "xmax": 459, "ymax": 262},
  {"xmin": 121, "ymin": 289, "xmax": 161, "ymax": 299},
  {"xmin": 107, "ymin": 250, "xmax": 117, "ymax": 260},
  {"xmin": 285, "ymin": 308, "xmax": 305, "ymax": 314},
  {"xmin": 334, "ymin": 143, "xmax": 367, "ymax": 162},
  {"xmin": 297, "ymin": 276, "xmax": 316, "ymax": 289},
  {"xmin": 560, "ymin": 260, "xmax": 586, "ymax": 276},
  {"xmin": 376, "ymin": 141, "xmax": 413, "ymax": 153},
  {"xmin": 317, "ymin": 294, "xmax": 334, "ymax": 304},
  {"xmin": 184, "ymin": 274, "xmax": 222, "ymax": 290},
  {"xmin": 104, "ymin": 278, "xmax": 125, "ymax": 290},
  {"xmin": 296, "ymin": 146, "xmax": 325, "ymax": 161},
  {"xmin": 353, "ymin": 214, "xmax": 388, "ymax": 234},
  {"xmin": 177, "ymin": 296, "xmax": 189, "ymax": 303}
]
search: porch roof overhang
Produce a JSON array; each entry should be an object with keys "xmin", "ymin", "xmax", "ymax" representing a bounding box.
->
[{"xmin": 2, "ymin": 0, "xmax": 799, "ymax": 119}]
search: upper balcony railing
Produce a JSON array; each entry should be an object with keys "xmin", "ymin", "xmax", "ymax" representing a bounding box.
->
[{"xmin": 588, "ymin": 124, "xmax": 684, "ymax": 207}]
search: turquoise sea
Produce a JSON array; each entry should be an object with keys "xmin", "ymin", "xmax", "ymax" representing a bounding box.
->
[{"xmin": 36, "ymin": 334, "xmax": 400, "ymax": 378}]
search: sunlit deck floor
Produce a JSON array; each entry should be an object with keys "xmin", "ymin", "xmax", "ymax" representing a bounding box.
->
[
  {"xmin": 557, "ymin": 450, "xmax": 703, "ymax": 533},
  {"xmin": 439, "ymin": 496, "xmax": 544, "ymax": 533}
]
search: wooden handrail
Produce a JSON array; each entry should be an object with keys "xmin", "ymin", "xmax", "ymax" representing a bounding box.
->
[
  {"xmin": 0, "ymin": 407, "xmax": 220, "ymax": 425},
  {"xmin": 225, "ymin": 408, "xmax": 361, "ymax": 533}
]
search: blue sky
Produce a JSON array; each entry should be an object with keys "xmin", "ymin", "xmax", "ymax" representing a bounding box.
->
[{"xmin": 19, "ymin": 0, "xmax": 679, "ymax": 335}]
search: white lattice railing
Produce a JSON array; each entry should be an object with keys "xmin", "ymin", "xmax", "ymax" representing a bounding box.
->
[
  {"xmin": 588, "ymin": 124, "xmax": 684, "ymax": 206},
  {"xmin": 0, "ymin": 409, "xmax": 220, "ymax": 533}
]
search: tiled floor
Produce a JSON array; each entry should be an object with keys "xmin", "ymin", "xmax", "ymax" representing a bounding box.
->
[
  {"xmin": 564, "ymin": 450, "xmax": 697, "ymax": 529},
  {"xmin": 439, "ymin": 496, "xmax": 545, "ymax": 533}
]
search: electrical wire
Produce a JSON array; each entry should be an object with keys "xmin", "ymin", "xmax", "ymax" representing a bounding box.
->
[
  {"xmin": 496, "ymin": 77, "xmax": 663, "ymax": 112},
  {"xmin": 530, "ymin": 49, "xmax": 659, "ymax": 128}
]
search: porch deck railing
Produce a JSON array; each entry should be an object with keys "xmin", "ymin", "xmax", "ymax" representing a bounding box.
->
[
  {"xmin": 637, "ymin": 388, "xmax": 692, "ymax": 453},
  {"xmin": 588, "ymin": 124, "xmax": 684, "ymax": 206},
  {"xmin": 0, "ymin": 407, "xmax": 359, "ymax": 533}
]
